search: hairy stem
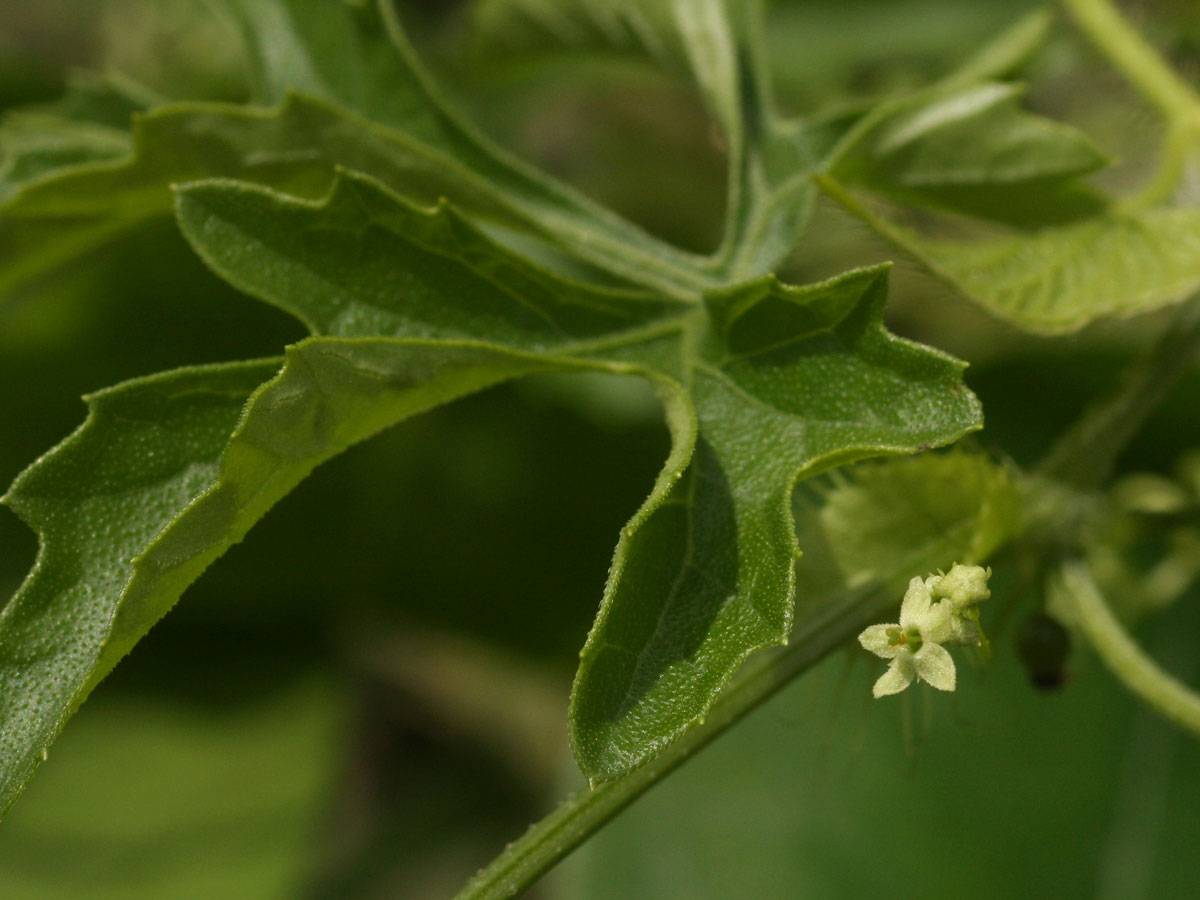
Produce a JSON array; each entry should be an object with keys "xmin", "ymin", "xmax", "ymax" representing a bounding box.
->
[
  {"xmin": 450, "ymin": 589, "xmax": 887, "ymax": 900},
  {"xmin": 1039, "ymin": 296, "xmax": 1200, "ymax": 488},
  {"xmin": 1055, "ymin": 561, "xmax": 1200, "ymax": 738}
]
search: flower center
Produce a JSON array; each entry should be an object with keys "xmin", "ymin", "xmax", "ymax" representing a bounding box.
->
[{"xmin": 886, "ymin": 625, "xmax": 923, "ymax": 653}]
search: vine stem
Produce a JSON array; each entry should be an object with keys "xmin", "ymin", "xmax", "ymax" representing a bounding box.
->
[
  {"xmin": 450, "ymin": 590, "xmax": 886, "ymax": 900},
  {"xmin": 1055, "ymin": 561, "xmax": 1200, "ymax": 738},
  {"xmin": 1058, "ymin": 0, "xmax": 1200, "ymax": 127}
]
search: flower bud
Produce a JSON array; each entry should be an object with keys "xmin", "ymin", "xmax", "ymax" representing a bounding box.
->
[{"xmin": 929, "ymin": 564, "xmax": 991, "ymax": 611}]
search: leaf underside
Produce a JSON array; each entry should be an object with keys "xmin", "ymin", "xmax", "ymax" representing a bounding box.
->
[{"xmin": 822, "ymin": 74, "xmax": 1200, "ymax": 333}]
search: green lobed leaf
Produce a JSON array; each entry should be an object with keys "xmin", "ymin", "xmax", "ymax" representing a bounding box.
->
[
  {"xmin": 569, "ymin": 265, "xmax": 984, "ymax": 781},
  {"xmin": 0, "ymin": 168, "xmax": 689, "ymax": 813},
  {"xmin": 171, "ymin": 177, "xmax": 980, "ymax": 778},
  {"xmin": 0, "ymin": 360, "xmax": 279, "ymax": 816},
  {"xmin": 174, "ymin": 172, "xmax": 687, "ymax": 343},
  {"xmin": 0, "ymin": 337, "xmax": 636, "ymax": 816},
  {"xmin": 0, "ymin": 159, "xmax": 984, "ymax": 805}
]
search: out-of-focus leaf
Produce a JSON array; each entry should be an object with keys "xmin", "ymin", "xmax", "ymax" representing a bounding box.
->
[
  {"xmin": 821, "ymin": 194, "xmax": 1200, "ymax": 333},
  {"xmin": 814, "ymin": 13, "xmax": 1200, "ymax": 334},
  {"xmin": 919, "ymin": 209, "xmax": 1200, "ymax": 331},
  {"xmin": 27, "ymin": 71, "xmax": 160, "ymax": 130},
  {"xmin": 0, "ymin": 73, "xmax": 156, "ymax": 204},
  {"xmin": 467, "ymin": 0, "xmax": 753, "ymax": 145},
  {"xmin": 763, "ymin": 2, "xmax": 1049, "ymax": 110},
  {"xmin": 791, "ymin": 449, "xmax": 1023, "ymax": 618},
  {"xmin": 827, "ymin": 81, "xmax": 1111, "ymax": 226},
  {"xmin": 0, "ymin": 681, "xmax": 340, "ymax": 900},
  {"xmin": 0, "ymin": 116, "xmax": 130, "ymax": 204}
]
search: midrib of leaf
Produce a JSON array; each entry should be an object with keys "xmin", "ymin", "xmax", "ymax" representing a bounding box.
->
[{"xmin": 614, "ymin": 449, "xmax": 701, "ymax": 721}]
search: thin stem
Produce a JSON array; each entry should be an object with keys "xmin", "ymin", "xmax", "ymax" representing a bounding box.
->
[
  {"xmin": 1039, "ymin": 296, "xmax": 1200, "ymax": 488},
  {"xmin": 1055, "ymin": 560, "xmax": 1200, "ymax": 738},
  {"xmin": 1058, "ymin": 0, "xmax": 1200, "ymax": 127},
  {"xmin": 450, "ymin": 589, "xmax": 887, "ymax": 900}
]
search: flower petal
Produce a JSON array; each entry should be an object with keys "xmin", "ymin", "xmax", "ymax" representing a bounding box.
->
[
  {"xmin": 872, "ymin": 658, "xmax": 914, "ymax": 697},
  {"xmin": 918, "ymin": 601, "xmax": 955, "ymax": 645},
  {"xmin": 859, "ymin": 624, "xmax": 901, "ymax": 658},
  {"xmin": 902, "ymin": 577, "xmax": 955, "ymax": 643},
  {"xmin": 915, "ymin": 642, "xmax": 957, "ymax": 691},
  {"xmin": 898, "ymin": 577, "xmax": 933, "ymax": 626}
]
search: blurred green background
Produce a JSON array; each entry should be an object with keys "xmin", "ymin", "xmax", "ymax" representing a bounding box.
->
[{"xmin": 1, "ymin": 1, "xmax": 1199, "ymax": 897}]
